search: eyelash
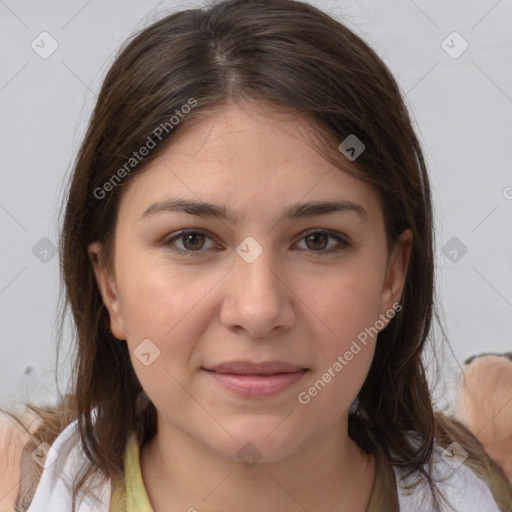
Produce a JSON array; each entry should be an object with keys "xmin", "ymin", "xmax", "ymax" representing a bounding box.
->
[{"xmin": 162, "ymin": 229, "xmax": 350, "ymax": 257}]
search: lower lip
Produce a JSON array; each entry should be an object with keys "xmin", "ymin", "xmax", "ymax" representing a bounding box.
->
[{"xmin": 203, "ymin": 369, "xmax": 308, "ymax": 398}]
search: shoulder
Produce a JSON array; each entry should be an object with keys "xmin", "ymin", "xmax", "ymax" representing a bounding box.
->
[
  {"xmin": 394, "ymin": 443, "xmax": 502, "ymax": 512},
  {"xmin": 0, "ymin": 406, "xmax": 44, "ymax": 511},
  {"xmin": 17, "ymin": 412, "xmax": 113, "ymax": 512}
]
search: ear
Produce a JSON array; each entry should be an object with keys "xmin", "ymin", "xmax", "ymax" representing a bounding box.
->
[
  {"xmin": 87, "ymin": 241, "xmax": 127, "ymax": 340},
  {"xmin": 378, "ymin": 228, "xmax": 413, "ymax": 324}
]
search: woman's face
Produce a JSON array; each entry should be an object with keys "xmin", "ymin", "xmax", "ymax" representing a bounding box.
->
[{"xmin": 89, "ymin": 101, "xmax": 412, "ymax": 463}]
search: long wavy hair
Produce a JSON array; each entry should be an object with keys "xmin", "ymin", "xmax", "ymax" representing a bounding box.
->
[{"xmin": 3, "ymin": 1, "xmax": 512, "ymax": 510}]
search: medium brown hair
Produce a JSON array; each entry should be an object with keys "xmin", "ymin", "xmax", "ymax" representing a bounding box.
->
[{"xmin": 3, "ymin": 0, "xmax": 512, "ymax": 510}]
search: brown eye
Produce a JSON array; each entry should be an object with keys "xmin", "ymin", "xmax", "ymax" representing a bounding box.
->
[
  {"xmin": 163, "ymin": 230, "xmax": 217, "ymax": 255},
  {"xmin": 296, "ymin": 230, "xmax": 349, "ymax": 254},
  {"xmin": 163, "ymin": 228, "xmax": 349, "ymax": 257},
  {"xmin": 181, "ymin": 232, "xmax": 206, "ymax": 250},
  {"xmin": 304, "ymin": 232, "xmax": 329, "ymax": 251}
]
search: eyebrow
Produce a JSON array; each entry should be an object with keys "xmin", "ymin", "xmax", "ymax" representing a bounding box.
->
[{"xmin": 139, "ymin": 198, "xmax": 368, "ymax": 223}]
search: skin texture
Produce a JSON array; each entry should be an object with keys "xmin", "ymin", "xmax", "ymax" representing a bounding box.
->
[
  {"xmin": 456, "ymin": 356, "xmax": 512, "ymax": 485},
  {"xmin": 88, "ymin": 101, "xmax": 413, "ymax": 511}
]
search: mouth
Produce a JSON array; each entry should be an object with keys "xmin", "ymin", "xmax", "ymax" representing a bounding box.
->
[{"xmin": 201, "ymin": 361, "xmax": 309, "ymax": 398}]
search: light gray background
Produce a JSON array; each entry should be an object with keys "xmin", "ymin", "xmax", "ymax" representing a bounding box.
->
[{"xmin": 1, "ymin": 0, "xmax": 511, "ymax": 411}]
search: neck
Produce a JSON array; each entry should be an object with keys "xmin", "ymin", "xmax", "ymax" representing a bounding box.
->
[{"xmin": 140, "ymin": 417, "xmax": 376, "ymax": 512}]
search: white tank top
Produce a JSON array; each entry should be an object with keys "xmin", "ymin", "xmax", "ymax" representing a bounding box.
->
[{"xmin": 26, "ymin": 417, "xmax": 503, "ymax": 512}]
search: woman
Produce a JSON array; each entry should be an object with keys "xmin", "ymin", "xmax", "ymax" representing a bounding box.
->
[{"xmin": 1, "ymin": 0, "xmax": 511, "ymax": 510}]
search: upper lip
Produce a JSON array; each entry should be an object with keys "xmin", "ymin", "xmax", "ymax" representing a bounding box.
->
[{"xmin": 203, "ymin": 360, "xmax": 308, "ymax": 375}]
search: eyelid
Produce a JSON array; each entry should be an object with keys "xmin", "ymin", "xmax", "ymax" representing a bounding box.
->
[
  {"xmin": 162, "ymin": 229, "xmax": 220, "ymax": 254},
  {"xmin": 300, "ymin": 228, "xmax": 350, "ymax": 244},
  {"xmin": 297, "ymin": 229, "xmax": 350, "ymax": 254},
  {"xmin": 162, "ymin": 228, "xmax": 350, "ymax": 256}
]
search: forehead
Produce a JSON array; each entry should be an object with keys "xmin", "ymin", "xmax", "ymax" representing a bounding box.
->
[{"xmin": 117, "ymin": 101, "xmax": 384, "ymax": 228}]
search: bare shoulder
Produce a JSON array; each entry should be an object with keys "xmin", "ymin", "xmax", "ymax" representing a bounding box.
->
[{"xmin": 0, "ymin": 406, "xmax": 43, "ymax": 512}]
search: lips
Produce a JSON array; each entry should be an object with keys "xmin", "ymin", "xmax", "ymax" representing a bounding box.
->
[
  {"xmin": 202, "ymin": 360, "xmax": 309, "ymax": 398},
  {"xmin": 203, "ymin": 360, "xmax": 308, "ymax": 375}
]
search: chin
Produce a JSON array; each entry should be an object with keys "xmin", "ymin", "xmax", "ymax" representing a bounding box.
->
[{"xmin": 208, "ymin": 422, "xmax": 309, "ymax": 466}]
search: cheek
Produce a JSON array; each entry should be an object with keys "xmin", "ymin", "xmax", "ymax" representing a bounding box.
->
[
  {"xmin": 116, "ymin": 249, "xmax": 211, "ymax": 332},
  {"xmin": 310, "ymin": 268, "xmax": 383, "ymax": 350},
  {"xmin": 117, "ymin": 266, "xmax": 214, "ymax": 413},
  {"xmin": 295, "ymin": 271, "xmax": 383, "ymax": 413},
  {"xmin": 115, "ymin": 257, "xmax": 216, "ymax": 375}
]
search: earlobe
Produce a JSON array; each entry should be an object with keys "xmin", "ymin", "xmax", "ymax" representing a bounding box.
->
[{"xmin": 87, "ymin": 241, "xmax": 127, "ymax": 340}]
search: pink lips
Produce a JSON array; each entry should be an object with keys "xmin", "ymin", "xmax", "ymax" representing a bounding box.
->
[{"xmin": 202, "ymin": 360, "xmax": 308, "ymax": 398}]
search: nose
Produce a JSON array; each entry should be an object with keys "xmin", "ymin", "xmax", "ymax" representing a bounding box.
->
[{"xmin": 219, "ymin": 246, "xmax": 295, "ymax": 338}]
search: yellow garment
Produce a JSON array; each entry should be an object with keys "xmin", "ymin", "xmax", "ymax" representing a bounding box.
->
[
  {"xmin": 110, "ymin": 431, "xmax": 154, "ymax": 512},
  {"xmin": 110, "ymin": 432, "xmax": 398, "ymax": 511}
]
